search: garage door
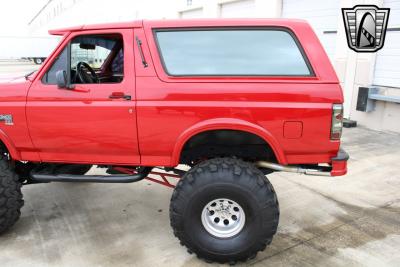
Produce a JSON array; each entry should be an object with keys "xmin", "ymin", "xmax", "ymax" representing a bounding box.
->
[
  {"xmin": 220, "ymin": 0, "xmax": 256, "ymax": 18},
  {"xmin": 282, "ymin": 0, "xmax": 340, "ymax": 61},
  {"xmin": 180, "ymin": 8, "xmax": 203, "ymax": 18},
  {"xmin": 373, "ymin": 0, "xmax": 400, "ymax": 88}
]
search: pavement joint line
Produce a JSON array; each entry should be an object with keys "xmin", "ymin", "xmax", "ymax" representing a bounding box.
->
[
  {"xmin": 249, "ymin": 219, "xmax": 351, "ymax": 265},
  {"xmin": 250, "ymin": 207, "xmax": 378, "ymax": 266},
  {"xmin": 250, "ymin": 179, "xmax": 400, "ymax": 265}
]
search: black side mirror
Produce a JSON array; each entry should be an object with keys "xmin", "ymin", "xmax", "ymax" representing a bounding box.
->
[{"xmin": 56, "ymin": 70, "xmax": 67, "ymax": 89}]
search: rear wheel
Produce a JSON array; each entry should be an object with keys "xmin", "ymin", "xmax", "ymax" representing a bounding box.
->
[
  {"xmin": 0, "ymin": 155, "xmax": 23, "ymax": 234},
  {"xmin": 170, "ymin": 157, "xmax": 279, "ymax": 264}
]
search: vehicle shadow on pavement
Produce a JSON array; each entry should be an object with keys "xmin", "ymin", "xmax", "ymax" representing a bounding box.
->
[{"xmin": 0, "ymin": 175, "xmax": 397, "ymax": 267}]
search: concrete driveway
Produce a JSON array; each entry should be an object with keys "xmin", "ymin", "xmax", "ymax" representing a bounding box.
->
[
  {"xmin": 0, "ymin": 127, "xmax": 399, "ymax": 267},
  {"xmin": 0, "ymin": 60, "xmax": 40, "ymax": 78}
]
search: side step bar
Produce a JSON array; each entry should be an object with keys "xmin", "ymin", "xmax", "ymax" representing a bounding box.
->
[{"xmin": 30, "ymin": 167, "xmax": 152, "ymax": 183}]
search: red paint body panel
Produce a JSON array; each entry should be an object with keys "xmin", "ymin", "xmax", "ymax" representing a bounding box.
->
[
  {"xmin": 0, "ymin": 19, "xmax": 346, "ymax": 172},
  {"xmin": 26, "ymin": 29, "xmax": 140, "ymax": 165},
  {"xmin": 331, "ymin": 160, "xmax": 347, "ymax": 176},
  {"xmin": 136, "ymin": 19, "xmax": 342, "ymax": 167},
  {"xmin": 283, "ymin": 121, "xmax": 303, "ymax": 139},
  {"xmin": 0, "ymin": 78, "xmax": 39, "ymax": 161}
]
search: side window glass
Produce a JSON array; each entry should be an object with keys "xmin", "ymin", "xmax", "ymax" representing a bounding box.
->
[
  {"xmin": 111, "ymin": 49, "xmax": 124, "ymax": 74},
  {"xmin": 42, "ymin": 34, "xmax": 124, "ymax": 85},
  {"xmin": 42, "ymin": 47, "xmax": 67, "ymax": 84},
  {"xmin": 70, "ymin": 35, "xmax": 124, "ymax": 84},
  {"xmin": 155, "ymin": 29, "xmax": 312, "ymax": 76},
  {"xmin": 71, "ymin": 41, "xmax": 112, "ymax": 69}
]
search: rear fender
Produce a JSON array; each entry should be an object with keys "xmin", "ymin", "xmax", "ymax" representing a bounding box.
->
[{"xmin": 171, "ymin": 118, "xmax": 286, "ymax": 166}]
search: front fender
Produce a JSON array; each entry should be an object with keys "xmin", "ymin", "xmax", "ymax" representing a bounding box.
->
[
  {"xmin": 0, "ymin": 128, "xmax": 21, "ymax": 160},
  {"xmin": 171, "ymin": 118, "xmax": 287, "ymax": 166}
]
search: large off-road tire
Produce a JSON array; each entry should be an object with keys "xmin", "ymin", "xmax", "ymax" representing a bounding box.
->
[
  {"xmin": 0, "ymin": 155, "xmax": 24, "ymax": 234},
  {"xmin": 170, "ymin": 157, "xmax": 279, "ymax": 264}
]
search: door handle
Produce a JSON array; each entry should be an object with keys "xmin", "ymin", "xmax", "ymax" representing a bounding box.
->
[{"xmin": 109, "ymin": 92, "xmax": 131, "ymax": 100}]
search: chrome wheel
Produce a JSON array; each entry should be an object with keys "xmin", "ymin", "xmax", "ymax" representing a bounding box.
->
[{"xmin": 201, "ymin": 198, "xmax": 245, "ymax": 238}]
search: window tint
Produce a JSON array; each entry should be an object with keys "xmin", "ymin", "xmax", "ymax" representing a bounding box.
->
[
  {"xmin": 71, "ymin": 36, "xmax": 116, "ymax": 69},
  {"xmin": 111, "ymin": 48, "xmax": 124, "ymax": 74},
  {"xmin": 42, "ymin": 34, "xmax": 124, "ymax": 85},
  {"xmin": 42, "ymin": 47, "xmax": 67, "ymax": 84},
  {"xmin": 155, "ymin": 29, "xmax": 311, "ymax": 76},
  {"xmin": 70, "ymin": 35, "xmax": 123, "ymax": 84}
]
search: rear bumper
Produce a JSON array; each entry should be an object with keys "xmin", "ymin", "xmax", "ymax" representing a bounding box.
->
[
  {"xmin": 256, "ymin": 148, "xmax": 349, "ymax": 177},
  {"xmin": 330, "ymin": 148, "xmax": 349, "ymax": 176}
]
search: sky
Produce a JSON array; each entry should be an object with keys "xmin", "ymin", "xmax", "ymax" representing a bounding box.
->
[{"xmin": 0, "ymin": 0, "xmax": 49, "ymax": 36}]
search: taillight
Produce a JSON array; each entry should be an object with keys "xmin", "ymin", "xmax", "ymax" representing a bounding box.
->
[{"xmin": 331, "ymin": 104, "xmax": 343, "ymax": 140}]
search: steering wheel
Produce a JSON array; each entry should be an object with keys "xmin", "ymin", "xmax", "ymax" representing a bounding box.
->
[{"xmin": 76, "ymin": 62, "xmax": 99, "ymax": 83}]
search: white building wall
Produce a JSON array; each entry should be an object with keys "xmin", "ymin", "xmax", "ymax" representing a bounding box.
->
[
  {"xmin": 176, "ymin": 0, "xmax": 400, "ymax": 133},
  {"xmin": 335, "ymin": 0, "xmax": 400, "ymax": 133},
  {"xmin": 28, "ymin": 0, "xmax": 178, "ymax": 36},
  {"xmin": 373, "ymin": 0, "xmax": 400, "ymax": 88},
  {"xmin": 282, "ymin": 0, "xmax": 341, "ymax": 62},
  {"xmin": 28, "ymin": 0, "xmax": 400, "ymax": 133}
]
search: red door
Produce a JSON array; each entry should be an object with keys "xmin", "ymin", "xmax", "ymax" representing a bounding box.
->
[{"xmin": 26, "ymin": 29, "xmax": 140, "ymax": 165}]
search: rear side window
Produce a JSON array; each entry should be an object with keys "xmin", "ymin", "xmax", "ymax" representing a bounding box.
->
[{"xmin": 155, "ymin": 29, "xmax": 312, "ymax": 76}]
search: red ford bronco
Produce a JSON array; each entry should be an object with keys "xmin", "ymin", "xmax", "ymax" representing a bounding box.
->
[{"xmin": 0, "ymin": 19, "xmax": 348, "ymax": 263}]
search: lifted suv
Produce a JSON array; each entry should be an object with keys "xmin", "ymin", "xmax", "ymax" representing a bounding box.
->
[{"xmin": 0, "ymin": 19, "xmax": 348, "ymax": 263}]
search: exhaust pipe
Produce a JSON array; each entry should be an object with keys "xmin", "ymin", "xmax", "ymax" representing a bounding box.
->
[{"xmin": 256, "ymin": 161, "xmax": 331, "ymax": 176}]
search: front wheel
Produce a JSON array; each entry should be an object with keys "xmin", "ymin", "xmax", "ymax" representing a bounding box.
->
[
  {"xmin": 170, "ymin": 158, "xmax": 279, "ymax": 264},
  {"xmin": 0, "ymin": 155, "xmax": 24, "ymax": 234}
]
